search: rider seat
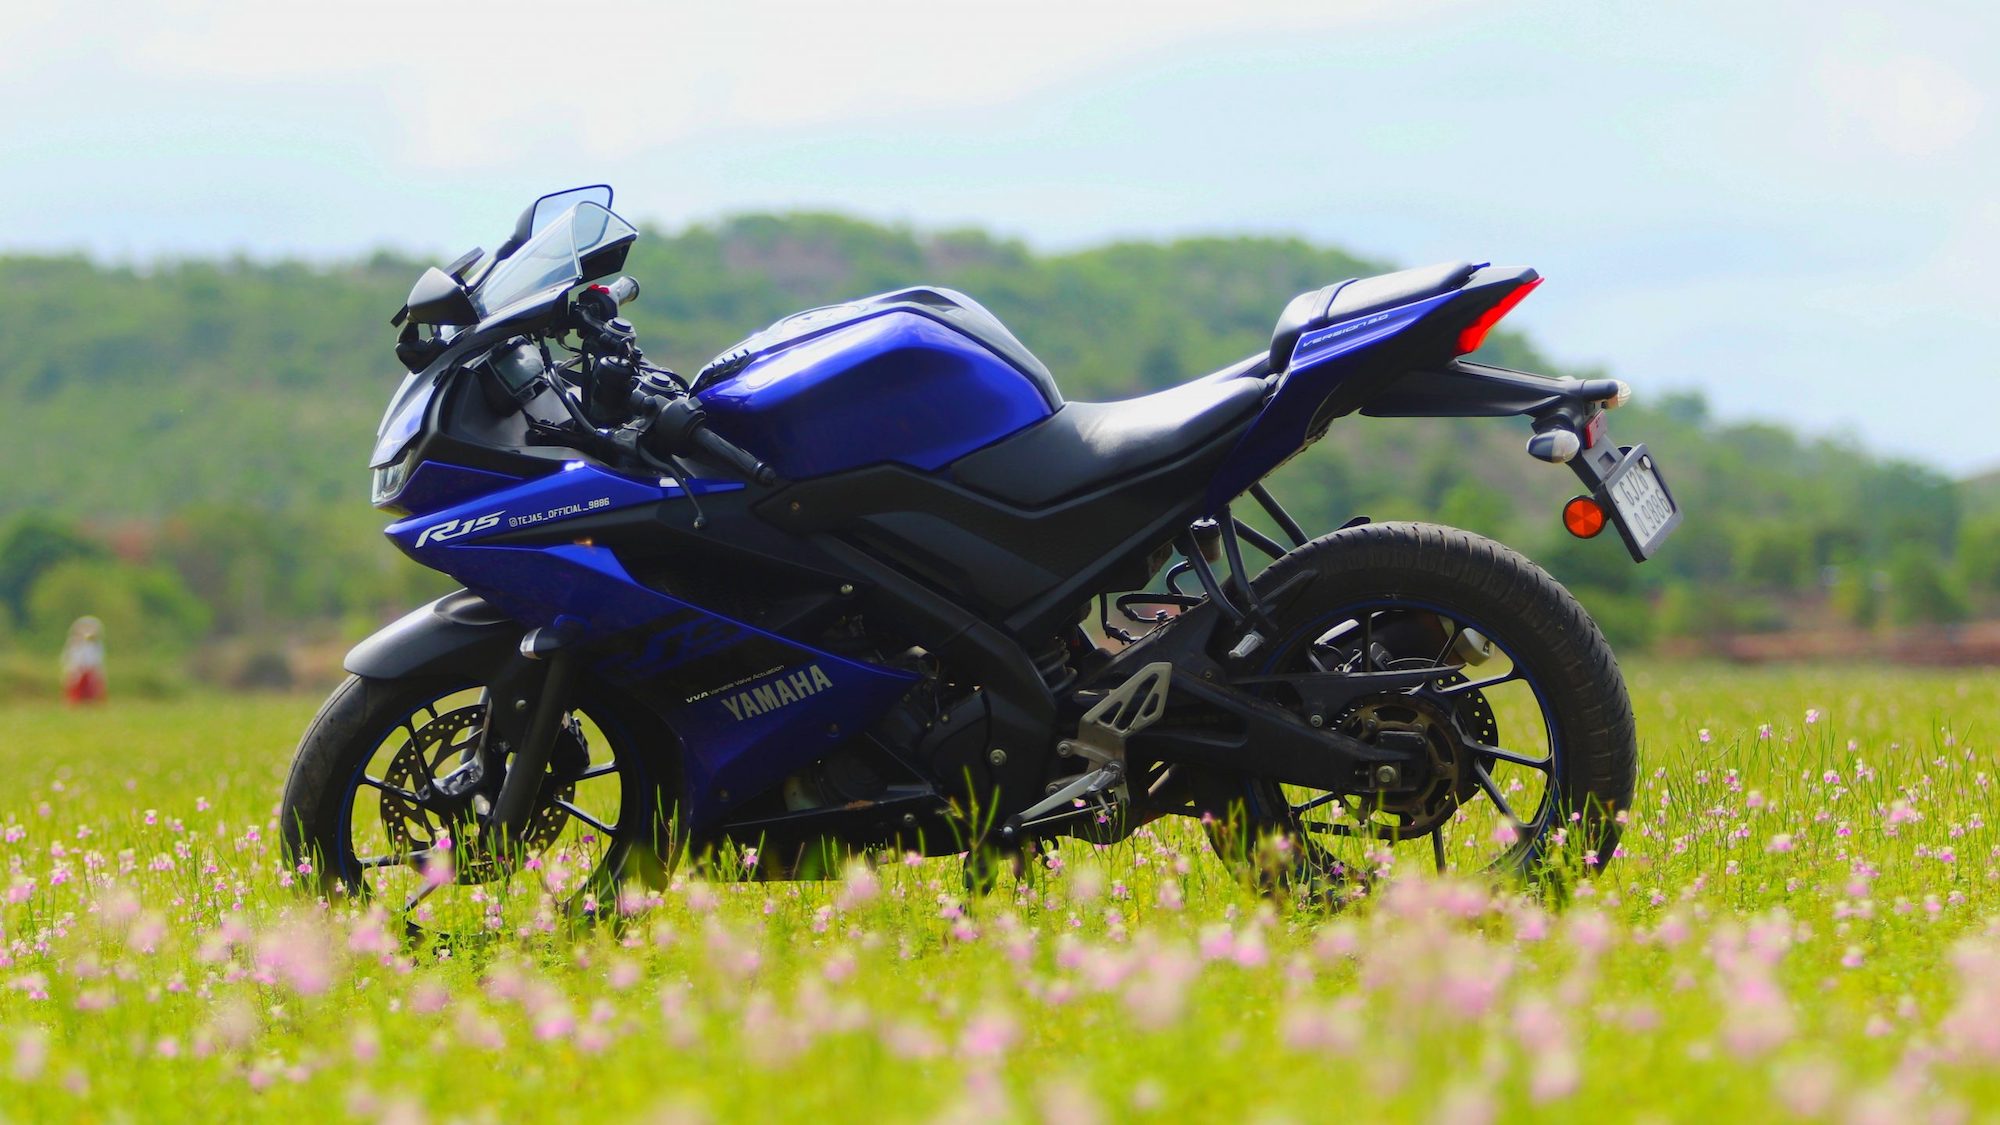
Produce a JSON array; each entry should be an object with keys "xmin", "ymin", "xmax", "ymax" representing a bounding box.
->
[
  {"xmin": 952, "ymin": 261, "xmax": 1480, "ymax": 509},
  {"xmin": 951, "ymin": 355, "xmax": 1270, "ymax": 508}
]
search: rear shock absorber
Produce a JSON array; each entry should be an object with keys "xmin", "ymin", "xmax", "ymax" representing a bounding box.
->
[{"xmin": 1032, "ymin": 637, "xmax": 1076, "ymax": 696}]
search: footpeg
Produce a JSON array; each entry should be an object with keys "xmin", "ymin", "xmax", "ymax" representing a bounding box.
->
[
  {"xmin": 1005, "ymin": 662, "xmax": 1172, "ymax": 839},
  {"xmin": 1007, "ymin": 762, "xmax": 1124, "ymax": 833}
]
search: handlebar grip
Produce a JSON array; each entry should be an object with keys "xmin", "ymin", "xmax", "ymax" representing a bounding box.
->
[
  {"xmin": 575, "ymin": 277, "xmax": 640, "ymax": 322},
  {"xmin": 687, "ymin": 424, "xmax": 778, "ymax": 486},
  {"xmin": 640, "ymin": 395, "xmax": 778, "ymax": 485}
]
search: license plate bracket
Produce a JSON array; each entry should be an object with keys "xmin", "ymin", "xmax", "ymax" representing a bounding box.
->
[{"xmin": 1592, "ymin": 443, "xmax": 1680, "ymax": 561}]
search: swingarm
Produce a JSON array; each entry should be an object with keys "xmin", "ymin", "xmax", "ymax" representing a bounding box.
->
[{"xmin": 1058, "ymin": 599, "xmax": 1466, "ymax": 826}]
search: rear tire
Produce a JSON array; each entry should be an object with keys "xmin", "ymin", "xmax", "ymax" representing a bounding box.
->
[{"xmin": 1203, "ymin": 521, "xmax": 1636, "ymax": 889}]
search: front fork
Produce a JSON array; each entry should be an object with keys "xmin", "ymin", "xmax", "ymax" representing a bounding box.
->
[{"xmin": 437, "ymin": 623, "xmax": 586, "ymax": 847}]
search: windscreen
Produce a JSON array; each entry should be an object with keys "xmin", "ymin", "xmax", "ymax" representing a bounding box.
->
[{"xmin": 471, "ymin": 202, "xmax": 637, "ymax": 321}]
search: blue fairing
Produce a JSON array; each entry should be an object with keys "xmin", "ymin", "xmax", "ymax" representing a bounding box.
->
[
  {"xmin": 385, "ymin": 463, "xmax": 917, "ymax": 826},
  {"xmin": 395, "ymin": 462, "xmax": 523, "ymax": 516},
  {"xmin": 696, "ymin": 309, "xmax": 1054, "ymax": 480},
  {"xmin": 1203, "ymin": 291, "xmax": 1456, "ymax": 510},
  {"xmin": 385, "ymin": 462, "xmax": 735, "ymax": 548}
]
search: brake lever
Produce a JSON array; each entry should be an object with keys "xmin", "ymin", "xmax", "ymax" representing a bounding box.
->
[{"xmin": 612, "ymin": 410, "xmax": 712, "ymax": 530}]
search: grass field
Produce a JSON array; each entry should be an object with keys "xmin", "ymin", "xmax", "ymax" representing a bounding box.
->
[{"xmin": 3, "ymin": 662, "xmax": 1999, "ymax": 1122}]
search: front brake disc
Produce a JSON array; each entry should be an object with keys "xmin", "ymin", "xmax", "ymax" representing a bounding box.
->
[{"xmin": 378, "ymin": 704, "xmax": 576, "ymax": 883}]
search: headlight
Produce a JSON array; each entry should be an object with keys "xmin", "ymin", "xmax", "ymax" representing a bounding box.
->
[{"xmin": 372, "ymin": 456, "xmax": 412, "ymax": 508}]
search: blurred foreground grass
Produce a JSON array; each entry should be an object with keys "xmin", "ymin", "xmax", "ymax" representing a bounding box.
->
[{"xmin": 3, "ymin": 662, "xmax": 2000, "ymax": 1121}]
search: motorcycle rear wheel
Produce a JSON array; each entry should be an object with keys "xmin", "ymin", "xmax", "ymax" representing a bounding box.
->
[{"xmin": 1202, "ymin": 521, "xmax": 1636, "ymax": 894}]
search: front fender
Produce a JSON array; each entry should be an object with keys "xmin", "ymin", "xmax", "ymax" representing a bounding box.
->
[{"xmin": 343, "ymin": 589, "xmax": 523, "ymax": 679}]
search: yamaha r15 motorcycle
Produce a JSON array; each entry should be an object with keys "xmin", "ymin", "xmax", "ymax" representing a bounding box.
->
[{"xmin": 281, "ymin": 185, "xmax": 1681, "ymax": 917}]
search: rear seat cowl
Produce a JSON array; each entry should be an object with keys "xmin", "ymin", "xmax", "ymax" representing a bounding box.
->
[{"xmin": 1269, "ymin": 261, "xmax": 1481, "ymax": 372}]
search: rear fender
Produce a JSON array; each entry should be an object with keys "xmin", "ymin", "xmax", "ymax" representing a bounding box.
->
[
  {"xmin": 1358, "ymin": 360, "xmax": 1624, "ymax": 420},
  {"xmin": 343, "ymin": 589, "xmax": 523, "ymax": 679}
]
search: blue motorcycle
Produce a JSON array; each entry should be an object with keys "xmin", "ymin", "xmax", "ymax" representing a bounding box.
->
[{"xmin": 281, "ymin": 186, "xmax": 1680, "ymax": 915}]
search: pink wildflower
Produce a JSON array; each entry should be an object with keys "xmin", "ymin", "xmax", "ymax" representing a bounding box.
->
[
  {"xmin": 837, "ymin": 863, "xmax": 879, "ymax": 910},
  {"xmin": 410, "ymin": 979, "xmax": 449, "ymax": 1014},
  {"xmin": 11, "ymin": 1027, "xmax": 48, "ymax": 1081},
  {"xmin": 422, "ymin": 852, "xmax": 455, "ymax": 889},
  {"xmin": 1530, "ymin": 1043, "xmax": 1580, "ymax": 1103},
  {"xmin": 959, "ymin": 1005, "xmax": 1018, "ymax": 1060},
  {"xmin": 254, "ymin": 922, "xmax": 331, "ymax": 996},
  {"xmin": 1034, "ymin": 1077, "xmax": 1105, "ymax": 1125},
  {"xmin": 1773, "ymin": 1058, "xmax": 1839, "ymax": 1117},
  {"xmin": 127, "ymin": 912, "xmax": 167, "ymax": 955},
  {"xmin": 1567, "ymin": 910, "xmax": 1613, "ymax": 956},
  {"xmin": 534, "ymin": 1006, "xmax": 575, "ymax": 1041}
]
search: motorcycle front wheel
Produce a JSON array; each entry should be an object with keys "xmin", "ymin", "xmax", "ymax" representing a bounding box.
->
[{"xmin": 279, "ymin": 674, "xmax": 678, "ymax": 931}]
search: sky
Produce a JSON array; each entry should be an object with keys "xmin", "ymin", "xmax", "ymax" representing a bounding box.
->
[{"xmin": 3, "ymin": 0, "xmax": 1994, "ymax": 474}]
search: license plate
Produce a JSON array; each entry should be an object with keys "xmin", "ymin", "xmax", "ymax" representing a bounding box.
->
[{"xmin": 1599, "ymin": 444, "xmax": 1680, "ymax": 560}]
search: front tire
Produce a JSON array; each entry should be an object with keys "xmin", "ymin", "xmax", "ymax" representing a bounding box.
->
[
  {"xmin": 280, "ymin": 674, "xmax": 679, "ymax": 928},
  {"xmin": 1205, "ymin": 521, "xmax": 1637, "ymax": 889}
]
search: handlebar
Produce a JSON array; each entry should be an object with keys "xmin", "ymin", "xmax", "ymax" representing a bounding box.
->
[
  {"xmin": 637, "ymin": 394, "xmax": 778, "ymax": 486},
  {"xmin": 556, "ymin": 275, "xmax": 778, "ymax": 486}
]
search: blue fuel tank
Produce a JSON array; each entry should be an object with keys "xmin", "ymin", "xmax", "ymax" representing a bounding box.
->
[{"xmin": 692, "ymin": 288, "xmax": 1061, "ymax": 481}]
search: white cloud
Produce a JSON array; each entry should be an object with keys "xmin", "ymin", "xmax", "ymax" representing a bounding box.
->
[
  {"xmin": 70, "ymin": 0, "xmax": 1469, "ymax": 167},
  {"xmin": 1815, "ymin": 49, "xmax": 1982, "ymax": 157}
]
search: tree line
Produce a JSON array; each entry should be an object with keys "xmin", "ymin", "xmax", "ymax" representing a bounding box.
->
[{"xmin": 2, "ymin": 213, "xmax": 1987, "ymax": 691}]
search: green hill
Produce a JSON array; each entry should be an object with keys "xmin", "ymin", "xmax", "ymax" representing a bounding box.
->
[{"xmin": 0, "ymin": 213, "xmax": 1981, "ymax": 685}]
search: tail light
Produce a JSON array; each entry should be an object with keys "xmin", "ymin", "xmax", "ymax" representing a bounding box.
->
[{"xmin": 1456, "ymin": 278, "xmax": 1543, "ymax": 355}]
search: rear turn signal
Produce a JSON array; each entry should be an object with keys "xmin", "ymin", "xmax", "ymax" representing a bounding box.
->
[
  {"xmin": 1456, "ymin": 278, "xmax": 1543, "ymax": 355},
  {"xmin": 1563, "ymin": 495, "xmax": 1607, "ymax": 539}
]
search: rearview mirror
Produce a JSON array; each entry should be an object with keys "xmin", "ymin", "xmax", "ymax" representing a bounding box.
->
[{"xmin": 403, "ymin": 267, "xmax": 477, "ymax": 327}]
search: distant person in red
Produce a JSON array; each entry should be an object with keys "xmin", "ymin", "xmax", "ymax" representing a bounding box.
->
[{"xmin": 61, "ymin": 616, "xmax": 106, "ymax": 704}]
